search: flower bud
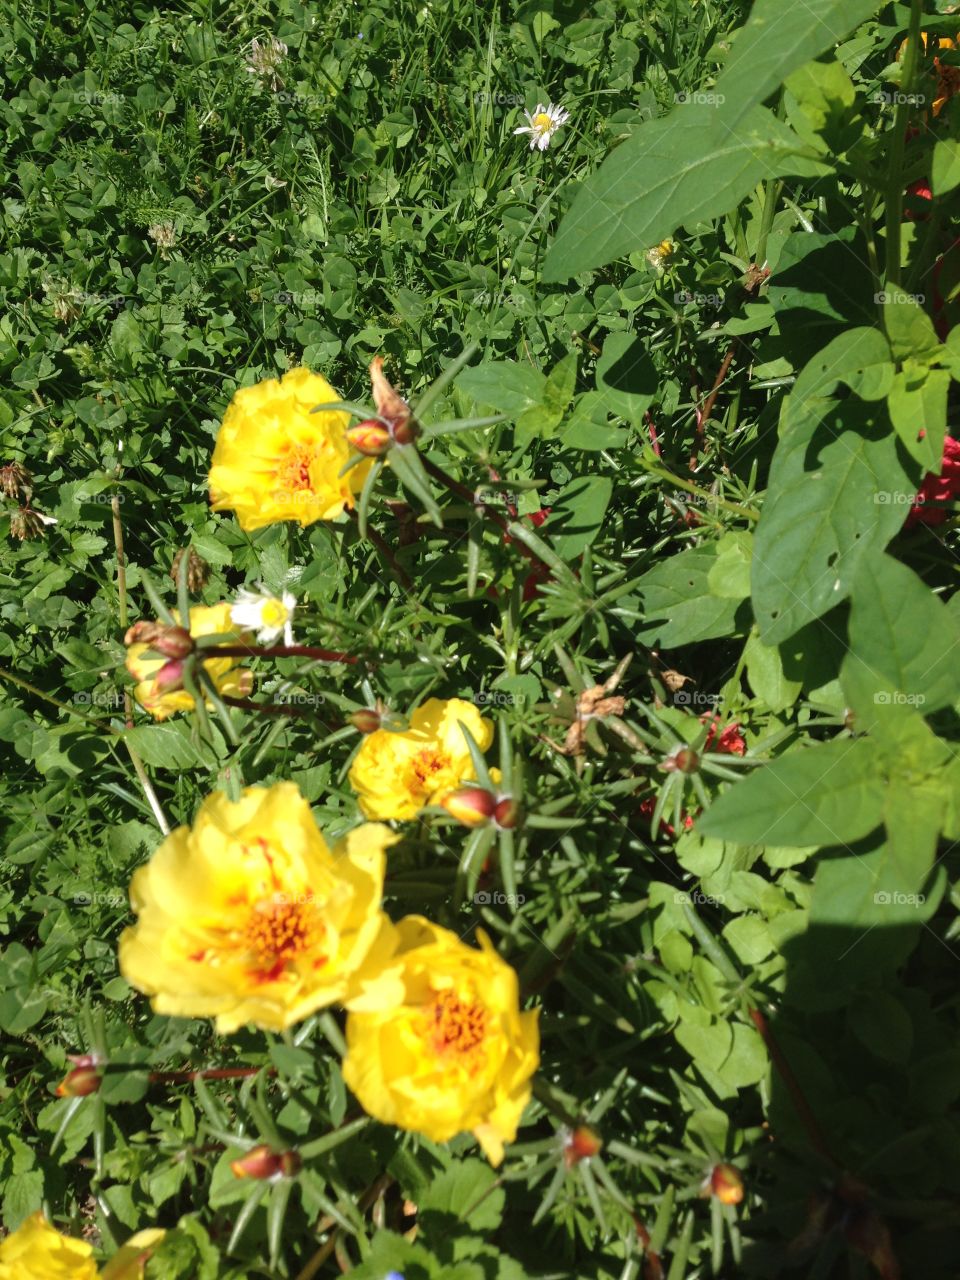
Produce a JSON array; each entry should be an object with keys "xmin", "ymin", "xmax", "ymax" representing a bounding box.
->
[
  {"xmin": 563, "ymin": 1124, "xmax": 602, "ymax": 1167},
  {"xmin": 123, "ymin": 621, "xmax": 194, "ymax": 659},
  {"xmin": 710, "ymin": 1163, "xmax": 744, "ymax": 1205},
  {"xmin": 0, "ymin": 462, "xmax": 32, "ymax": 501},
  {"xmin": 230, "ymin": 1144, "xmax": 302, "ymax": 1180},
  {"xmin": 170, "ymin": 546, "xmax": 210, "ymax": 593},
  {"xmin": 493, "ymin": 797, "xmax": 521, "ymax": 829},
  {"xmin": 349, "ymin": 708, "xmax": 382, "ymax": 734},
  {"xmin": 440, "ymin": 787, "xmax": 496, "ymax": 827},
  {"xmin": 56, "ymin": 1065, "xmax": 102, "ymax": 1097},
  {"xmin": 391, "ymin": 417, "xmax": 420, "ymax": 447},
  {"xmin": 154, "ymin": 659, "xmax": 187, "ymax": 694},
  {"xmin": 664, "ymin": 746, "xmax": 699, "ymax": 774},
  {"xmin": 347, "ymin": 420, "xmax": 393, "ymax": 456}
]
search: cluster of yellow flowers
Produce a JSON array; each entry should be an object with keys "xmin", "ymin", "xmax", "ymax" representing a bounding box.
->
[
  {"xmin": 115, "ymin": 371, "xmax": 540, "ymax": 1171},
  {"xmin": 0, "ymin": 1213, "xmax": 163, "ymax": 1280},
  {"xmin": 119, "ymin": 779, "xmax": 539, "ymax": 1165}
]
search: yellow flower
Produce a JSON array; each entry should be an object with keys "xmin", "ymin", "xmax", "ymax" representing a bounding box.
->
[
  {"xmin": 208, "ymin": 367, "xmax": 372, "ymax": 531},
  {"xmin": 0, "ymin": 1213, "xmax": 98, "ymax": 1280},
  {"xmin": 898, "ymin": 32, "xmax": 960, "ymax": 116},
  {"xmin": 124, "ymin": 603, "xmax": 253, "ymax": 721},
  {"xmin": 99, "ymin": 1230, "xmax": 166, "ymax": 1279},
  {"xmin": 348, "ymin": 697, "xmax": 494, "ymax": 821},
  {"xmin": 118, "ymin": 782, "xmax": 403, "ymax": 1032},
  {"xmin": 342, "ymin": 915, "xmax": 540, "ymax": 1166}
]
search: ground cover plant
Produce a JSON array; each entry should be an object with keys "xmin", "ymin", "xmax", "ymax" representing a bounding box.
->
[{"xmin": 4, "ymin": 0, "xmax": 960, "ymax": 1275}]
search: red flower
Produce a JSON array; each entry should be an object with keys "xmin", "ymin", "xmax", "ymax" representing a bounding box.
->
[
  {"xmin": 638, "ymin": 796, "xmax": 696, "ymax": 837},
  {"xmin": 904, "ymin": 178, "xmax": 933, "ymax": 222},
  {"xmin": 906, "ymin": 434, "xmax": 960, "ymax": 527},
  {"xmin": 701, "ymin": 713, "xmax": 746, "ymax": 756}
]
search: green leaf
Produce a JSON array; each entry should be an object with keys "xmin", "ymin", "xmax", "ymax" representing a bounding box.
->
[
  {"xmin": 752, "ymin": 399, "xmax": 916, "ymax": 643},
  {"xmin": 542, "ymin": 104, "xmax": 823, "ymax": 280},
  {"xmin": 713, "ymin": 0, "xmax": 888, "ymax": 122},
  {"xmin": 547, "ymin": 476, "xmax": 612, "ymax": 558},
  {"xmin": 707, "ymin": 532, "xmax": 752, "ymax": 600},
  {"xmin": 632, "ymin": 548, "xmax": 748, "ymax": 647},
  {"xmin": 882, "ymin": 289, "xmax": 942, "ymax": 364},
  {"xmin": 768, "ymin": 229, "xmax": 877, "ymax": 334},
  {"xmin": 456, "ymin": 361, "xmax": 546, "ymax": 415},
  {"xmin": 594, "ymin": 333, "xmax": 657, "ymax": 420},
  {"xmin": 840, "ymin": 553, "xmax": 960, "ymax": 714},
  {"xmin": 122, "ymin": 722, "xmax": 224, "ymax": 769},
  {"xmin": 697, "ymin": 739, "xmax": 886, "ymax": 847},
  {"xmin": 743, "ymin": 628, "xmax": 803, "ymax": 712},
  {"xmin": 887, "ymin": 365, "xmax": 949, "ymax": 470},
  {"xmin": 848, "ymin": 992, "xmax": 914, "ymax": 1066},
  {"xmin": 789, "ymin": 327, "xmax": 894, "ymax": 405},
  {"xmin": 419, "ymin": 1158, "xmax": 505, "ymax": 1234},
  {"xmin": 932, "ymin": 137, "xmax": 960, "ymax": 196}
]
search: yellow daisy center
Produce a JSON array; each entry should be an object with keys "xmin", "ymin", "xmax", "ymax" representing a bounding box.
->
[
  {"xmin": 533, "ymin": 113, "xmax": 553, "ymax": 131},
  {"xmin": 426, "ymin": 988, "xmax": 488, "ymax": 1061},
  {"xmin": 260, "ymin": 598, "xmax": 289, "ymax": 628}
]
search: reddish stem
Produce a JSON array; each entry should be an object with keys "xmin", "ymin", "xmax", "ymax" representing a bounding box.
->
[
  {"xmin": 202, "ymin": 644, "xmax": 356, "ymax": 664},
  {"xmin": 749, "ymin": 1005, "xmax": 840, "ymax": 1169}
]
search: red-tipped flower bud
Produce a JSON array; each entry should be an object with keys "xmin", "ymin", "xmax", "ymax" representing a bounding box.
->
[
  {"xmin": 56, "ymin": 1065, "xmax": 102, "ymax": 1098},
  {"xmin": 230, "ymin": 1144, "xmax": 302, "ymax": 1180},
  {"xmin": 710, "ymin": 1163, "xmax": 744, "ymax": 1205},
  {"xmin": 493, "ymin": 797, "xmax": 521, "ymax": 829},
  {"xmin": 123, "ymin": 621, "xmax": 194, "ymax": 659},
  {"xmin": 440, "ymin": 787, "xmax": 496, "ymax": 827},
  {"xmin": 664, "ymin": 746, "xmax": 699, "ymax": 774},
  {"xmin": 154, "ymin": 659, "xmax": 187, "ymax": 694},
  {"xmin": 349, "ymin": 707, "xmax": 383, "ymax": 734},
  {"xmin": 563, "ymin": 1124, "xmax": 603, "ymax": 1167},
  {"xmin": 347, "ymin": 420, "xmax": 393, "ymax": 456}
]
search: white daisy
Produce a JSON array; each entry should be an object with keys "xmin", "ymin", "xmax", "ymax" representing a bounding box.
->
[
  {"xmin": 230, "ymin": 587, "xmax": 296, "ymax": 646},
  {"xmin": 513, "ymin": 102, "xmax": 570, "ymax": 152}
]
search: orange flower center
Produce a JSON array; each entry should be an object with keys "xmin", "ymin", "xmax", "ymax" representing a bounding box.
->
[
  {"xmin": 278, "ymin": 445, "xmax": 317, "ymax": 494},
  {"xmin": 426, "ymin": 988, "xmax": 487, "ymax": 1060},
  {"xmin": 407, "ymin": 747, "xmax": 448, "ymax": 796},
  {"xmin": 244, "ymin": 897, "xmax": 325, "ymax": 979}
]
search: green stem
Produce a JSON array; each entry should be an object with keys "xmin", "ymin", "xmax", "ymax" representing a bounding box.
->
[
  {"xmin": 884, "ymin": 0, "xmax": 925, "ymax": 288},
  {"xmin": 642, "ymin": 461, "xmax": 759, "ymax": 522}
]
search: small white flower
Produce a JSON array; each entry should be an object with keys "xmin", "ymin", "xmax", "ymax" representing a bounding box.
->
[
  {"xmin": 513, "ymin": 101, "xmax": 570, "ymax": 152},
  {"xmin": 230, "ymin": 587, "xmax": 296, "ymax": 646}
]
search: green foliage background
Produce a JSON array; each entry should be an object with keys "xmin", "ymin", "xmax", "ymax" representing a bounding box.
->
[{"xmin": 3, "ymin": 0, "xmax": 960, "ymax": 1276}]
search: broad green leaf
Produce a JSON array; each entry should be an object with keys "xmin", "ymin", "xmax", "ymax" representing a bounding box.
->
[
  {"xmin": 697, "ymin": 739, "xmax": 886, "ymax": 847},
  {"xmin": 123, "ymin": 722, "xmax": 224, "ymax": 769},
  {"xmin": 559, "ymin": 391, "xmax": 629, "ymax": 450},
  {"xmin": 547, "ymin": 476, "xmax": 612, "ymax": 558},
  {"xmin": 707, "ymin": 532, "xmax": 752, "ymax": 600},
  {"xmin": 932, "ymin": 137, "xmax": 960, "ymax": 196},
  {"xmin": 418, "ymin": 1158, "xmax": 504, "ymax": 1233},
  {"xmin": 848, "ymin": 992, "xmax": 914, "ymax": 1065},
  {"xmin": 542, "ymin": 105, "xmax": 824, "ymax": 280},
  {"xmin": 840, "ymin": 553, "xmax": 960, "ymax": 714},
  {"xmin": 752, "ymin": 399, "xmax": 916, "ymax": 643},
  {"xmin": 882, "ymin": 289, "xmax": 942, "ymax": 364},
  {"xmin": 594, "ymin": 332, "xmax": 657, "ymax": 420},
  {"xmin": 784, "ymin": 56, "xmax": 857, "ymax": 151},
  {"xmin": 768, "ymin": 229, "xmax": 877, "ymax": 334},
  {"xmin": 887, "ymin": 364, "xmax": 949, "ymax": 470},
  {"xmin": 633, "ymin": 548, "xmax": 749, "ymax": 647},
  {"xmin": 713, "ymin": 0, "xmax": 888, "ymax": 122},
  {"xmin": 456, "ymin": 361, "xmax": 546, "ymax": 415},
  {"xmin": 789, "ymin": 327, "xmax": 894, "ymax": 406},
  {"xmin": 743, "ymin": 628, "xmax": 802, "ymax": 712}
]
